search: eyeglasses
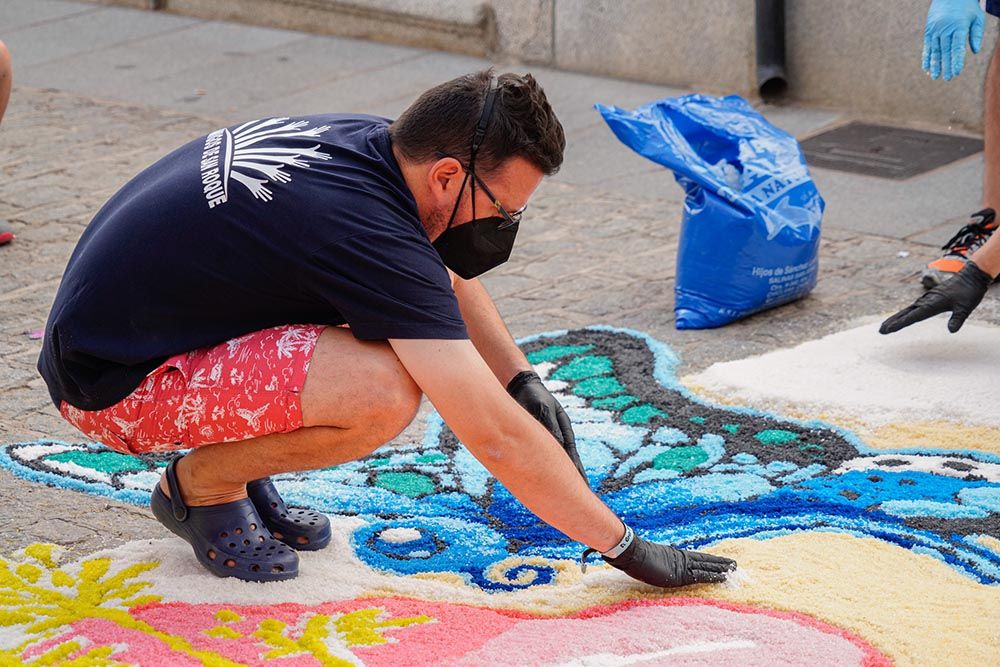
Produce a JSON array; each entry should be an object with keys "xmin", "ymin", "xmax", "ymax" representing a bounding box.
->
[
  {"xmin": 436, "ymin": 151, "xmax": 524, "ymax": 231},
  {"xmin": 468, "ymin": 169, "xmax": 525, "ymax": 230}
]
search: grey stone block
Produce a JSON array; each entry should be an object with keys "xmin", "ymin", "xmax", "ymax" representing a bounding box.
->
[
  {"xmin": 493, "ymin": 0, "xmax": 554, "ymax": 64},
  {"xmin": 335, "ymin": 0, "xmax": 485, "ymax": 24},
  {"xmin": 165, "ymin": 0, "xmax": 494, "ymax": 56},
  {"xmin": 553, "ymin": 0, "xmax": 756, "ymax": 95}
]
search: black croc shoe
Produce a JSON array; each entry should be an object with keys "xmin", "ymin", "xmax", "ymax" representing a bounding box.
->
[
  {"xmin": 247, "ymin": 477, "xmax": 332, "ymax": 551},
  {"xmin": 150, "ymin": 459, "xmax": 299, "ymax": 582}
]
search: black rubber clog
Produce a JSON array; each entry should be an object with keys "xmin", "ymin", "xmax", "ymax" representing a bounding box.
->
[
  {"xmin": 247, "ymin": 477, "xmax": 332, "ymax": 551},
  {"xmin": 150, "ymin": 458, "xmax": 299, "ymax": 582}
]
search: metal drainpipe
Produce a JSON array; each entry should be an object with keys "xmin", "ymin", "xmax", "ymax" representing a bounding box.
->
[{"xmin": 755, "ymin": 0, "xmax": 788, "ymax": 101}]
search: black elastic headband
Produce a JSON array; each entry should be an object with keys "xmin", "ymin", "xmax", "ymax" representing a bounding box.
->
[{"xmin": 470, "ymin": 76, "xmax": 499, "ymax": 161}]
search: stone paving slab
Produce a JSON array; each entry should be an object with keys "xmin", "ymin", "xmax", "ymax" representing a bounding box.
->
[
  {"xmin": 17, "ymin": 20, "xmax": 306, "ymax": 99},
  {"xmin": 507, "ymin": 65, "xmax": 688, "ymax": 135},
  {"xmin": 809, "ymin": 153, "xmax": 985, "ymax": 240},
  {"xmin": 754, "ymin": 106, "xmax": 843, "ymax": 141},
  {"xmin": 0, "ymin": 0, "xmax": 97, "ymax": 33},
  {"xmin": 3, "ymin": 3, "xmax": 200, "ymax": 68},
  {"xmin": 237, "ymin": 48, "xmax": 493, "ymax": 120},
  {"xmin": 551, "ymin": 123, "xmax": 672, "ymax": 193}
]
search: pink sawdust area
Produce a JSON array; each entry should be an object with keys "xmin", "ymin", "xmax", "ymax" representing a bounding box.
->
[{"xmin": 48, "ymin": 599, "xmax": 885, "ymax": 666}]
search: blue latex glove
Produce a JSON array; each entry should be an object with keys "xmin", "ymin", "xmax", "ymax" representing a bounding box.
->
[{"xmin": 923, "ymin": 0, "xmax": 986, "ymax": 80}]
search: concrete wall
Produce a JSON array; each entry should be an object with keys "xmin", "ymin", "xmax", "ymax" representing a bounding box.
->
[
  {"xmin": 89, "ymin": 0, "xmax": 995, "ymax": 131},
  {"xmin": 552, "ymin": 1, "xmax": 756, "ymax": 96},
  {"xmin": 493, "ymin": 0, "xmax": 555, "ymax": 64},
  {"xmin": 785, "ymin": 0, "xmax": 997, "ymax": 131},
  {"xmin": 133, "ymin": 0, "xmax": 497, "ymax": 56},
  {"xmin": 537, "ymin": 0, "xmax": 994, "ymax": 131}
]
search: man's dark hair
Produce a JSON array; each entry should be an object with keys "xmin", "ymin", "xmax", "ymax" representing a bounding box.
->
[{"xmin": 389, "ymin": 69, "xmax": 565, "ymax": 176}]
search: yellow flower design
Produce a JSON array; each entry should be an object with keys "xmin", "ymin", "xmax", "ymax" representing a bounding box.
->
[
  {"xmin": 0, "ymin": 543, "xmax": 239, "ymax": 667},
  {"xmin": 199, "ymin": 605, "xmax": 433, "ymax": 665},
  {"xmin": 3, "ymin": 544, "xmax": 435, "ymax": 666}
]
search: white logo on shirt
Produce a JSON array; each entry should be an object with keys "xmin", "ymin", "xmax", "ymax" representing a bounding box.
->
[{"xmin": 199, "ymin": 117, "xmax": 332, "ymax": 208}]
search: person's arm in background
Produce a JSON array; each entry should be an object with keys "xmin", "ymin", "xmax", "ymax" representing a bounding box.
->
[
  {"xmin": 881, "ymin": 232, "xmax": 998, "ymax": 334},
  {"xmin": 881, "ymin": 0, "xmax": 995, "ymax": 334},
  {"xmin": 922, "ymin": 0, "xmax": 985, "ymax": 80},
  {"xmin": 453, "ymin": 275, "xmax": 586, "ymax": 477},
  {"xmin": 390, "ymin": 337, "xmax": 736, "ymax": 587}
]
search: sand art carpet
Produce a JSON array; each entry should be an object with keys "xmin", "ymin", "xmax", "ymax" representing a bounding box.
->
[{"xmin": 2, "ymin": 324, "xmax": 998, "ymax": 665}]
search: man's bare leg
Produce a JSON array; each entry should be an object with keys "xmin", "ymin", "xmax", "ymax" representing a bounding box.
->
[
  {"xmin": 985, "ymin": 36, "xmax": 1000, "ymax": 210},
  {"xmin": 160, "ymin": 327, "xmax": 422, "ymax": 506}
]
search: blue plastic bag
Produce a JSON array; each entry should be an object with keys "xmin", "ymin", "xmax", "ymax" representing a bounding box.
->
[{"xmin": 596, "ymin": 94, "xmax": 824, "ymax": 329}]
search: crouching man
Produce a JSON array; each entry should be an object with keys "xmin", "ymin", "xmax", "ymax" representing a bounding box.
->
[{"xmin": 39, "ymin": 70, "xmax": 736, "ymax": 586}]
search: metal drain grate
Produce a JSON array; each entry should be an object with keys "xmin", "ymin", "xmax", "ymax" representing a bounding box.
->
[{"xmin": 800, "ymin": 122, "xmax": 982, "ymax": 179}]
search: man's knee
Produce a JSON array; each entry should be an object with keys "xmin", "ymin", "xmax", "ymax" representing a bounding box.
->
[
  {"xmin": 300, "ymin": 328, "xmax": 422, "ymax": 439},
  {"xmin": 365, "ymin": 360, "xmax": 422, "ymax": 442},
  {"xmin": 340, "ymin": 339, "xmax": 423, "ymax": 437}
]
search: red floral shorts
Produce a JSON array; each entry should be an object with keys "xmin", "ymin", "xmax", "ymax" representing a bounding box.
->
[{"xmin": 60, "ymin": 324, "xmax": 325, "ymax": 454}]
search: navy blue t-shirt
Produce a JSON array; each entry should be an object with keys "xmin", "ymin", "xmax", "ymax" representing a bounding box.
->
[{"xmin": 39, "ymin": 114, "xmax": 468, "ymax": 411}]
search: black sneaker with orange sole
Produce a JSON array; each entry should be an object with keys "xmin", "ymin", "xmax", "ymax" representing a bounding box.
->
[{"xmin": 921, "ymin": 208, "xmax": 998, "ymax": 289}]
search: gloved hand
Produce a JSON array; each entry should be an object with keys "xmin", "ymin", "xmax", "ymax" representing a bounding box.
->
[
  {"xmin": 594, "ymin": 534, "xmax": 737, "ymax": 588},
  {"xmin": 507, "ymin": 370, "xmax": 586, "ymax": 479},
  {"xmin": 880, "ymin": 261, "xmax": 993, "ymax": 334},
  {"xmin": 922, "ymin": 0, "xmax": 985, "ymax": 80}
]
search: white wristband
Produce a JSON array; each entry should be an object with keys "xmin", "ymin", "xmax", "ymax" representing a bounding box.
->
[{"xmin": 601, "ymin": 523, "xmax": 634, "ymax": 559}]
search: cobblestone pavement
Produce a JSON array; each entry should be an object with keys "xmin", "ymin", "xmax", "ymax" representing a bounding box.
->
[{"xmin": 2, "ymin": 78, "xmax": 998, "ymax": 556}]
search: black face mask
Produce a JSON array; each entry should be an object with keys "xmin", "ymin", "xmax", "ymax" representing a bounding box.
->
[
  {"xmin": 432, "ymin": 167, "xmax": 520, "ymax": 279},
  {"xmin": 432, "ymin": 212, "xmax": 519, "ymax": 280},
  {"xmin": 431, "ymin": 75, "xmax": 520, "ymax": 280}
]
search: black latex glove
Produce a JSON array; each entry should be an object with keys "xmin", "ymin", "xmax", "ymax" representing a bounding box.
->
[
  {"xmin": 600, "ymin": 536, "xmax": 737, "ymax": 588},
  {"xmin": 506, "ymin": 370, "xmax": 586, "ymax": 479},
  {"xmin": 880, "ymin": 261, "xmax": 993, "ymax": 335}
]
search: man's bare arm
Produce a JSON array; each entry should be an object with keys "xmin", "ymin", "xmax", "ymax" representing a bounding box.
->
[
  {"xmin": 389, "ymin": 337, "xmax": 738, "ymax": 587},
  {"xmin": 389, "ymin": 337, "xmax": 622, "ymax": 551},
  {"xmin": 452, "ymin": 275, "xmax": 531, "ymax": 385},
  {"xmin": 452, "ymin": 274, "xmax": 586, "ymax": 478}
]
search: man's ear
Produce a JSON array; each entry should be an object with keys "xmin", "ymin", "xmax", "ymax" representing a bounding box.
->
[{"xmin": 427, "ymin": 156, "xmax": 463, "ymax": 198}]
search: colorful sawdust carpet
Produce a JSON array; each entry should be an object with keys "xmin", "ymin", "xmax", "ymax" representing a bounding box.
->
[{"xmin": 2, "ymin": 325, "xmax": 997, "ymax": 665}]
